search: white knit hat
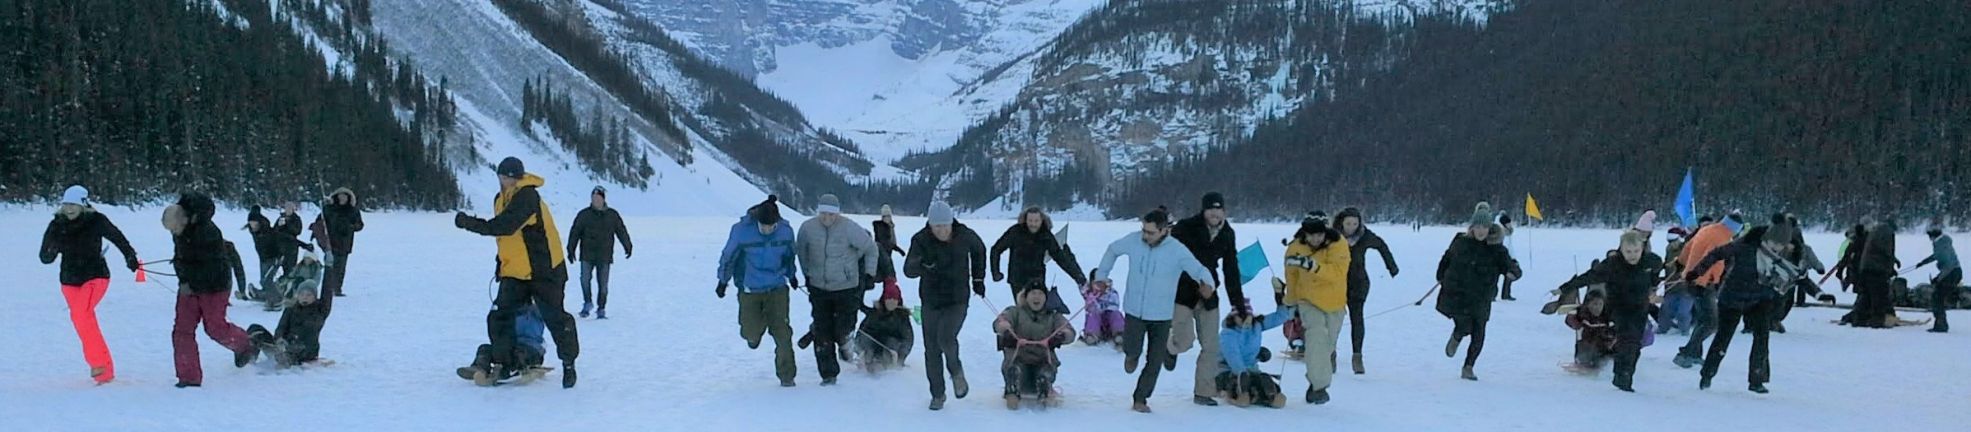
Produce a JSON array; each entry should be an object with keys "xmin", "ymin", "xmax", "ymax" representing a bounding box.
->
[{"xmin": 60, "ymin": 185, "xmax": 88, "ymax": 206}]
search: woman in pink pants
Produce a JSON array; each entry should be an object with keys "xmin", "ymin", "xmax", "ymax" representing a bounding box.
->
[{"xmin": 38, "ymin": 186, "xmax": 141, "ymax": 384}]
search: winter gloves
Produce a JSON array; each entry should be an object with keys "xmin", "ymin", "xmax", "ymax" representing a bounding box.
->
[
  {"xmin": 453, "ymin": 212, "xmax": 473, "ymax": 229},
  {"xmin": 992, "ymin": 269, "xmax": 1006, "ymax": 283},
  {"xmin": 125, "ymin": 255, "xmax": 141, "ymax": 272},
  {"xmin": 862, "ymin": 273, "xmax": 876, "ymax": 291},
  {"xmin": 973, "ymin": 279, "xmax": 988, "ymax": 297},
  {"xmin": 1389, "ymin": 263, "xmax": 1401, "ymax": 277},
  {"xmin": 716, "ymin": 282, "xmax": 728, "ymax": 298}
]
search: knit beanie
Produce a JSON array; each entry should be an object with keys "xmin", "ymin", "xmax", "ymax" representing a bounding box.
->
[
  {"xmin": 1634, "ymin": 210, "xmax": 1658, "ymax": 233},
  {"xmin": 928, "ymin": 201, "xmax": 955, "ymax": 225},
  {"xmin": 749, "ymin": 195, "xmax": 783, "ymax": 226},
  {"xmin": 1469, "ymin": 202, "xmax": 1495, "ymax": 227},
  {"xmin": 60, "ymin": 185, "xmax": 88, "ymax": 206}
]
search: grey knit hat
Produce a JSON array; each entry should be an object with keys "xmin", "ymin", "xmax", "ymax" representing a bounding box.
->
[{"xmin": 1469, "ymin": 202, "xmax": 1495, "ymax": 227}]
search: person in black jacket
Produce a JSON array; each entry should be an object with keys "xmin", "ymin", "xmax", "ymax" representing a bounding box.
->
[
  {"xmin": 1168, "ymin": 192, "xmax": 1245, "ymax": 406},
  {"xmin": 1436, "ymin": 202, "xmax": 1520, "ymax": 381},
  {"xmin": 1685, "ymin": 223, "xmax": 1800, "ymax": 394},
  {"xmin": 165, "ymin": 192, "xmax": 260, "ymax": 388},
  {"xmin": 245, "ymin": 205, "xmax": 308, "ymax": 300},
  {"xmin": 566, "ymin": 186, "xmax": 633, "ymax": 319},
  {"xmin": 903, "ymin": 201, "xmax": 987, "ymax": 411},
  {"xmin": 1555, "ymin": 230, "xmax": 1662, "ymax": 392},
  {"xmin": 1334, "ymin": 207, "xmax": 1398, "ymax": 375},
  {"xmin": 317, "ymin": 188, "xmax": 364, "ymax": 297},
  {"xmin": 855, "ymin": 282, "xmax": 915, "ymax": 373},
  {"xmin": 1848, "ymin": 222, "xmax": 1900, "ymax": 328},
  {"xmin": 990, "ymin": 207, "xmax": 1088, "ymax": 310},
  {"xmin": 39, "ymin": 185, "xmax": 140, "ymax": 384},
  {"xmin": 873, "ymin": 205, "xmax": 908, "ymax": 292},
  {"xmin": 276, "ymin": 201, "xmax": 305, "ymax": 269}
]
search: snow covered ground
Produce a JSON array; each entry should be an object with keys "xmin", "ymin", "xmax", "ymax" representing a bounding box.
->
[{"xmin": 3, "ymin": 206, "xmax": 1965, "ymax": 431}]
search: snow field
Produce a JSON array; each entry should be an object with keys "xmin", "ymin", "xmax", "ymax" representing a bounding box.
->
[{"xmin": 1, "ymin": 207, "xmax": 1964, "ymax": 431}]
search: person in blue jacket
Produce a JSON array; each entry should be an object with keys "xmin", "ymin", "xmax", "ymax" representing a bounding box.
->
[
  {"xmin": 717, "ymin": 195, "xmax": 802, "ymax": 387},
  {"xmin": 1215, "ymin": 302, "xmax": 1294, "ymax": 408},
  {"xmin": 456, "ymin": 300, "xmax": 548, "ymax": 385}
]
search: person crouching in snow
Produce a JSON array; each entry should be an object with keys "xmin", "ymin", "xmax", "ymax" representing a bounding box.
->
[
  {"xmin": 246, "ymin": 252, "xmax": 330, "ymax": 367},
  {"xmin": 1080, "ymin": 269, "xmax": 1124, "ymax": 346},
  {"xmin": 1216, "ymin": 304, "xmax": 1293, "ymax": 408},
  {"xmin": 164, "ymin": 192, "xmax": 261, "ymax": 388},
  {"xmin": 1564, "ymin": 291, "xmax": 1618, "ymax": 372},
  {"xmin": 855, "ymin": 283, "xmax": 915, "ymax": 373},
  {"xmin": 994, "ymin": 285, "xmax": 1073, "ymax": 409},
  {"xmin": 455, "ymin": 299, "xmax": 549, "ymax": 385}
]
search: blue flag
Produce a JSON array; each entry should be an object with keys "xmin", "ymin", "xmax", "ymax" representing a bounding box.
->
[
  {"xmin": 1236, "ymin": 241, "xmax": 1269, "ymax": 287},
  {"xmin": 1674, "ymin": 169, "xmax": 1696, "ymax": 226}
]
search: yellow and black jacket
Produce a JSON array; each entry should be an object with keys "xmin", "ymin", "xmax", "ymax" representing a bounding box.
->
[{"xmin": 459, "ymin": 174, "xmax": 567, "ymax": 282}]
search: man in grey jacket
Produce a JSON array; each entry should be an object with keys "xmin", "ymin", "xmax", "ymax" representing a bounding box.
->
[
  {"xmin": 1094, "ymin": 207, "xmax": 1215, "ymax": 414},
  {"xmin": 796, "ymin": 194, "xmax": 879, "ymax": 385}
]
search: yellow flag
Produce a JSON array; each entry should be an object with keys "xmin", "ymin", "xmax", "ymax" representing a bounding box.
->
[{"xmin": 1525, "ymin": 194, "xmax": 1544, "ymax": 221}]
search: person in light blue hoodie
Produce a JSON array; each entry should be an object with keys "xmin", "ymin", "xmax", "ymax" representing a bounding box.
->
[
  {"xmin": 1092, "ymin": 207, "xmax": 1216, "ymax": 414},
  {"xmin": 716, "ymin": 195, "xmax": 802, "ymax": 387},
  {"xmin": 1215, "ymin": 304, "xmax": 1294, "ymax": 408}
]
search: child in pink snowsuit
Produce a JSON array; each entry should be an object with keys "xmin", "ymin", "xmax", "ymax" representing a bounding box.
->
[{"xmin": 1080, "ymin": 279, "xmax": 1123, "ymax": 345}]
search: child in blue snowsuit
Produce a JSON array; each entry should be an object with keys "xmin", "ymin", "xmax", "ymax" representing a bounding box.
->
[
  {"xmin": 459, "ymin": 300, "xmax": 547, "ymax": 383},
  {"xmin": 1216, "ymin": 304, "xmax": 1295, "ymax": 408}
]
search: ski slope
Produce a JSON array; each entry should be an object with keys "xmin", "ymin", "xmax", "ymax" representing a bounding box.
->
[{"xmin": 2, "ymin": 207, "xmax": 1964, "ymax": 431}]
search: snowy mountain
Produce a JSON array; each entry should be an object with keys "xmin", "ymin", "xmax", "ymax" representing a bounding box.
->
[
  {"xmin": 298, "ymin": 0, "xmax": 889, "ymax": 214},
  {"xmin": 623, "ymin": 0, "xmax": 1107, "ymax": 162},
  {"xmin": 902, "ymin": 0, "xmax": 1501, "ymax": 212}
]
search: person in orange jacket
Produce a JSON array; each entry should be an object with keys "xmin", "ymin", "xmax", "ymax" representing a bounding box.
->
[{"xmin": 1673, "ymin": 214, "xmax": 1741, "ymax": 368}]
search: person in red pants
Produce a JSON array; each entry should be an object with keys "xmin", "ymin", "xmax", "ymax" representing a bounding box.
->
[
  {"xmin": 38, "ymin": 185, "xmax": 141, "ymax": 385},
  {"xmin": 163, "ymin": 192, "xmax": 260, "ymax": 388}
]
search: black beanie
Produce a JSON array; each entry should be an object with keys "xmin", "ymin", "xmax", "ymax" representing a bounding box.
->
[
  {"xmin": 496, "ymin": 157, "xmax": 526, "ymax": 179},
  {"xmin": 750, "ymin": 195, "xmax": 783, "ymax": 225},
  {"xmin": 1201, "ymin": 192, "xmax": 1226, "ymax": 211},
  {"xmin": 1299, "ymin": 211, "xmax": 1329, "ymax": 238}
]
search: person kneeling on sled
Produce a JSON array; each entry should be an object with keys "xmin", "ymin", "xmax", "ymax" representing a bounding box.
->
[
  {"xmin": 995, "ymin": 285, "xmax": 1072, "ymax": 409},
  {"xmin": 246, "ymin": 252, "xmax": 330, "ymax": 367},
  {"xmin": 457, "ymin": 299, "xmax": 549, "ymax": 385},
  {"xmin": 1565, "ymin": 291, "xmax": 1618, "ymax": 372},
  {"xmin": 855, "ymin": 283, "xmax": 915, "ymax": 372},
  {"xmin": 1216, "ymin": 302, "xmax": 1293, "ymax": 408},
  {"xmin": 1080, "ymin": 268, "xmax": 1124, "ymax": 346}
]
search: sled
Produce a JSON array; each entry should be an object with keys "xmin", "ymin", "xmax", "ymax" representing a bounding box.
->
[
  {"xmin": 1559, "ymin": 361, "xmax": 1599, "ymax": 375},
  {"xmin": 456, "ymin": 366, "xmax": 553, "ymax": 387},
  {"xmin": 1005, "ymin": 387, "xmax": 1063, "ymax": 411}
]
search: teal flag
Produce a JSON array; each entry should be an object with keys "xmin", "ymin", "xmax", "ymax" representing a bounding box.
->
[{"xmin": 1236, "ymin": 241, "xmax": 1269, "ymax": 287}]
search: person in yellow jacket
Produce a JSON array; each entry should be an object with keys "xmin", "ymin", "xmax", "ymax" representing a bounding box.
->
[
  {"xmin": 1280, "ymin": 212, "xmax": 1350, "ymax": 405},
  {"xmin": 454, "ymin": 157, "xmax": 581, "ymax": 388}
]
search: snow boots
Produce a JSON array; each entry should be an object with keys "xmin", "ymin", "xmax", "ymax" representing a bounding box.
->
[
  {"xmin": 1307, "ymin": 386, "xmax": 1331, "ymax": 405},
  {"xmin": 1352, "ymin": 353, "xmax": 1365, "ymax": 375}
]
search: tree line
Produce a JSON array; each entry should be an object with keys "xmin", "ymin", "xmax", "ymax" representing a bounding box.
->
[
  {"xmin": 0, "ymin": 0, "xmax": 462, "ymax": 209},
  {"xmin": 521, "ymin": 77, "xmax": 656, "ymax": 188},
  {"xmin": 1111, "ymin": 0, "xmax": 1971, "ymax": 227}
]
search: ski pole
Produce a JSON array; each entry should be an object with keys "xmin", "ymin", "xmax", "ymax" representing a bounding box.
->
[{"xmin": 1411, "ymin": 283, "xmax": 1443, "ymax": 306}]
